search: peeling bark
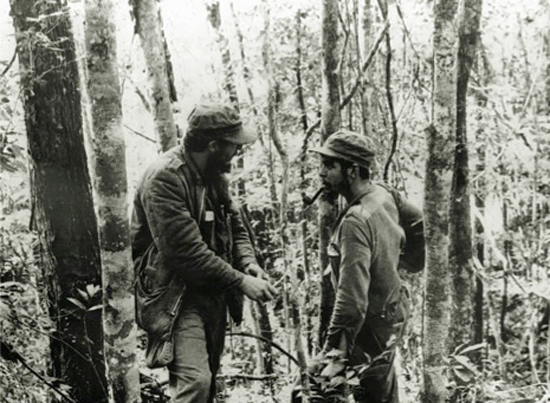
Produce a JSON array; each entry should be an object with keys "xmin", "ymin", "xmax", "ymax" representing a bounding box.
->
[
  {"xmin": 422, "ymin": 0, "xmax": 459, "ymax": 400},
  {"xmin": 10, "ymin": 0, "xmax": 107, "ymax": 400},
  {"xmin": 84, "ymin": 0, "xmax": 140, "ymax": 401}
]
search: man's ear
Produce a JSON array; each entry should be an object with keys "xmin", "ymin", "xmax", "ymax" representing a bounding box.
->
[
  {"xmin": 348, "ymin": 164, "xmax": 358, "ymax": 179},
  {"xmin": 207, "ymin": 140, "xmax": 219, "ymax": 153}
]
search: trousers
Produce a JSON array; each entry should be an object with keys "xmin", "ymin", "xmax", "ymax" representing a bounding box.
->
[
  {"xmin": 350, "ymin": 287, "xmax": 410, "ymax": 403},
  {"xmin": 167, "ymin": 308, "xmax": 226, "ymax": 403}
]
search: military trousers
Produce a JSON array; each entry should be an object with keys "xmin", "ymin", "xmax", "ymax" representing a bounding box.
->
[
  {"xmin": 350, "ymin": 286, "xmax": 410, "ymax": 403},
  {"xmin": 167, "ymin": 307, "xmax": 226, "ymax": 403}
]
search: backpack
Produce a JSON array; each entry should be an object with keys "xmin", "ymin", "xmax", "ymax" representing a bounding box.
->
[{"xmin": 379, "ymin": 184, "xmax": 425, "ymax": 273}]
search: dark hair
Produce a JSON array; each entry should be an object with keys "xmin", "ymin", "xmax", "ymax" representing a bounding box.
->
[
  {"xmin": 184, "ymin": 130, "xmax": 215, "ymax": 152},
  {"xmin": 336, "ymin": 158, "xmax": 371, "ymax": 180}
]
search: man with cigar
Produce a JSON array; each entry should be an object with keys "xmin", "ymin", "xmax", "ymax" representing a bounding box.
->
[
  {"xmin": 309, "ymin": 130, "xmax": 420, "ymax": 403},
  {"xmin": 132, "ymin": 103, "xmax": 276, "ymax": 403}
]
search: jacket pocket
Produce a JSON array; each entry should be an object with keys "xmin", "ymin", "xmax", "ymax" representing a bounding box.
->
[{"xmin": 135, "ymin": 244, "xmax": 186, "ymax": 339}]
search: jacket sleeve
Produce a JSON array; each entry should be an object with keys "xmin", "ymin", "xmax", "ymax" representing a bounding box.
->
[
  {"xmin": 229, "ymin": 201, "xmax": 257, "ymax": 271},
  {"xmin": 324, "ymin": 215, "xmax": 372, "ymax": 357},
  {"xmin": 141, "ymin": 167, "xmax": 244, "ymax": 291}
]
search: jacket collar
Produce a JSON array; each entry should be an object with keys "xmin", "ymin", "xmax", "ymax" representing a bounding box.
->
[{"xmin": 180, "ymin": 146, "xmax": 204, "ymax": 186}]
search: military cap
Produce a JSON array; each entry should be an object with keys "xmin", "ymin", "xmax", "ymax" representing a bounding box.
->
[
  {"xmin": 310, "ymin": 129, "xmax": 375, "ymax": 168},
  {"xmin": 187, "ymin": 103, "xmax": 256, "ymax": 145}
]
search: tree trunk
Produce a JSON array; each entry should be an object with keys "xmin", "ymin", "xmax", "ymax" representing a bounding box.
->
[
  {"xmin": 261, "ymin": 0, "xmax": 301, "ymax": 375},
  {"xmin": 130, "ymin": 0, "xmax": 177, "ymax": 152},
  {"xmin": 295, "ymin": 9, "xmax": 314, "ymax": 356},
  {"xmin": 472, "ymin": 45, "xmax": 492, "ymax": 364},
  {"xmin": 229, "ymin": 1, "xmax": 266, "ymax": 148},
  {"xmin": 359, "ymin": 0, "xmax": 375, "ymax": 138},
  {"xmin": 10, "ymin": 0, "xmax": 108, "ymax": 401},
  {"xmin": 83, "ymin": 0, "xmax": 140, "ymax": 401},
  {"xmin": 206, "ymin": 1, "xmax": 277, "ymax": 378},
  {"xmin": 206, "ymin": 0, "xmax": 238, "ymax": 106},
  {"xmin": 319, "ymin": 0, "xmax": 341, "ymax": 346},
  {"xmin": 423, "ymin": 0, "xmax": 459, "ymax": 401},
  {"xmin": 449, "ymin": 0, "xmax": 482, "ymax": 351}
]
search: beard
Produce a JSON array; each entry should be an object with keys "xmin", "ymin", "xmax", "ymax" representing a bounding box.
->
[
  {"xmin": 322, "ymin": 171, "xmax": 351, "ymax": 201},
  {"xmin": 204, "ymin": 151, "xmax": 232, "ymax": 183}
]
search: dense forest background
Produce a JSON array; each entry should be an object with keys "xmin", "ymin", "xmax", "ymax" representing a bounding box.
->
[{"xmin": 1, "ymin": 0, "xmax": 549, "ymax": 402}]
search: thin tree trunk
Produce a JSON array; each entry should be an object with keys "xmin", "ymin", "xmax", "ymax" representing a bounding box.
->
[
  {"xmin": 229, "ymin": 0, "xmax": 277, "ymax": 220},
  {"xmin": 206, "ymin": 3, "xmax": 276, "ymax": 379},
  {"xmin": 129, "ymin": 0, "xmax": 177, "ymax": 152},
  {"xmin": 83, "ymin": 0, "xmax": 140, "ymax": 401},
  {"xmin": 206, "ymin": 0, "xmax": 238, "ymax": 105},
  {"xmin": 423, "ymin": 0, "xmax": 459, "ymax": 401},
  {"xmin": 319, "ymin": 0, "xmax": 341, "ymax": 346},
  {"xmin": 376, "ymin": 0, "xmax": 399, "ymax": 183},
  {"xmin": 295, "ymin": 9, "xmax": 314, "ymax": 356},
  {"xmin": 359, "ymin": 0, "xmax": 375, "ymax": 137},
  {"xmin": 449, "ymin": 0, "xmax": 483, "ymax": 352},
  {"xmin": 10, "ymin": 0, "xmax": 108, "ymax": 401},
  {"xmin": 262, "ymin": 1, "xmax": 300, "ymax": 375},
  {"xmin": 229, "ymin": 1, "xmax": 266, "ymax": 148},
  {"xmin": 239, "ymin": 209, "xmax": 275, "ymax": 376},
  {"xmin": 472, "ymin": 46, "xmax": 492, "ymax": 365}
]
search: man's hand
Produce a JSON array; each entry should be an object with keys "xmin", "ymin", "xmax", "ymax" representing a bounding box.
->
[
  {"xmin": 245, "ymin": 263, "xmax": 269, "ymax": 281},
  {"xmin": 240, "ymin": 275, "xmax": 277, "ymax": 302},
  {"xmin": 307, "ymin": 350, "xmax": 347, "ymax": 378},
  {"xmin": 307, "ymin": 352, "xmax": 326, "ymax": 376}
]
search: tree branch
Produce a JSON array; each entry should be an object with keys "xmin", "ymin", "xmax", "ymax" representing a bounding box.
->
[
  {"xmin": 302, "ymin": 20, "xmax": 389, "ymax": 147},
  {"xmin": 229, "ymin": 332, "xmax": 301, "ymax": 366},
  {"xmin": 220, "ymin": 373, "xmax": 278, "ymax": 381},
  {"xmin": 381, "ymin": 27, "xmax": 398, "ymax": 182},
  {"xmin": 1, "ymin": 50, "xmax": 17, "ymax": 77},
  {"xmin": 1, "ymin": 340, "xmax": 77, "ymax": 403}
]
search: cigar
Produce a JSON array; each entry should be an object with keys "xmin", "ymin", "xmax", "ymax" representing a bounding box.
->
[{"xmin": 303, "ymin": 187, "xmax": 324, "ymax": 206}]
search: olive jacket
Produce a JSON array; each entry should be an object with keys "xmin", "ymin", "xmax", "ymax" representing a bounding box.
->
[
  {"xmin": 131, "ymin": 145, "xmax": 257, "ymax": 328},
  {"xmin": 324, "ymin": 183, "xmax": 421, "ymax": 358}
]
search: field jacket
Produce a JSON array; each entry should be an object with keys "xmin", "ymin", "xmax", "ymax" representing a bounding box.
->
[
  {"xmin": 131, "ymin": 145, "xmax": 257, "ymax": 327},
  {"xmin": 324, "ymin": 183, "xmax": 415, "ymax": 358}
]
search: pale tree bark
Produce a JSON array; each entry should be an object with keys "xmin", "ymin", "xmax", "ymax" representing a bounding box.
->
[
  {"xmin": 359, "ymin": 0, "xmax": 375, "ymax": 137},
  {"xmin": 472, "ymin": 48, "xmax": 491, "ymax": 365},
  {"xmin": 261, "ymin": 0, "xmax": 309, "ymax": 380},
  {"xmin": 319, "ymin": 0, "xmax": 341, "ymax": 346},
  {"xmin": 130, "ymin": 0, "xmax": 177, "ymax": 152},
  {"xmin": 449, "ymin": 0, "xmax": 483, "ymax": 351},
  {"xmin": 229, "ymin": 0, "xmax": 277, "ymax": 214},
  {"xmin": 295, "ymin": 8, "xmax": 314, "ymax": 356},
  {"xmin": 376, "ymin": 0, "xmax": 399, "ymax": 183},
  {"xmin": 206, "ymin": 0, "xmax": 276, "ymax": 377},
  {"xmin": 10, "ymin": 0, "xmax": 108, "ymax": 401},
  {"xmin": 206, "ymin": 0, "xmax": 238, "ymax": 105},
  {"xmin": 229, "ymin": 1, "xmax": 266, "ymax": 148},
  {"xmin": 83, "ymin": 0, "xmax": 140, "ymax": 401},
  {"xmin": 423, "ymin": 0, "xmax": 459, "ymax": 401}
]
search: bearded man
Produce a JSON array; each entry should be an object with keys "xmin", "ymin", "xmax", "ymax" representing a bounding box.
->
[
  {"xmin": 132, "ymin": 103, "xmax": 276, "ymax": 403},
  {"xmin": 308, "ymin": 130, "xmax": 421, "ymax": 403}
]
